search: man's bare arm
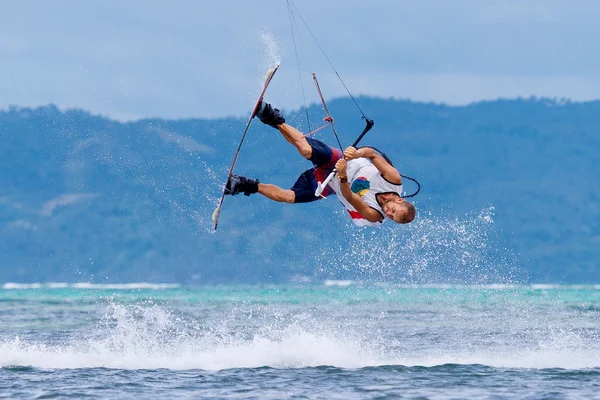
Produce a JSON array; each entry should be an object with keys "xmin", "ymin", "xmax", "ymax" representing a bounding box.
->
[
  {"xmin": 339, "ymin": 182, "xmax": 383, "ymax": 222},
  {"xmin": 344, "ymin": 147, "xmax": 401, "ymax": 184}
]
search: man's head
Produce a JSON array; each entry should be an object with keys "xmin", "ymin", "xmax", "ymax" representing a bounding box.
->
[{"xmin": 381, "ymin": 196, "xmax": 416, "ymax": 224}]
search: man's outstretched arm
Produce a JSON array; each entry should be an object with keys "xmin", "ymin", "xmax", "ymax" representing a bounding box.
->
[{"xmin": 344, "ymin": 147, "xmax": 401, "ymax": 185}]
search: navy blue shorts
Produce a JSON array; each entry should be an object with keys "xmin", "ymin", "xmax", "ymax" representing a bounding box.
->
[{"xmin": 291, "ymin": 138, "xmax": 342, "ymax": 203}]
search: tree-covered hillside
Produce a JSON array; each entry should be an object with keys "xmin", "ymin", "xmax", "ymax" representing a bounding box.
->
[{"xmin": 1, "ymin": 98, "xmax": 598, "ymax": 283}]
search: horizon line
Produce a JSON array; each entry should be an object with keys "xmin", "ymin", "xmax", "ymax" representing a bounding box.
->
[{"xmin": 1, "ymin": 95, "xmax": 598, "ymax": 123}]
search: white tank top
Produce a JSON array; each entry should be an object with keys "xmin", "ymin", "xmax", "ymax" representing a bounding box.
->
[{"xmin": 328, "ymin": 158, "xmax": 403, "ymax": 227}]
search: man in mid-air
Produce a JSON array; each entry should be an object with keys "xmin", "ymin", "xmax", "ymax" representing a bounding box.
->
[{"xmin": 225, "ymin": 101, "xmax": 416, "ymax": 227}]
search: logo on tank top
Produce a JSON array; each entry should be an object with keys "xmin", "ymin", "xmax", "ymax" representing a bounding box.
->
[{"xmin": 351, "ymin": 176, "xmax": 370, "ymax": 197}]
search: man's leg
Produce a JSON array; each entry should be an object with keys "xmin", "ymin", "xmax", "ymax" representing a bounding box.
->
[
  {"xmin": 275, "ymin": 123, "xmax": 312, "ymax": 160},
  {"xmin": 255, "ymin": 101, "xmax": 312, "ymax": 159},
  {"xmin": 224, "ymin": 174, "xmax": 295, "ymax": 203},
  {"xmin": 245, "ymin": 168, "xmax": 318, "ymax": 204},
  {"xmin": 226, "ymin": 169, "xmax": 318, "ymax": 205},
  {"xmin": 257, "ymin": 183, "xmax": 295, "ymax": 203}
]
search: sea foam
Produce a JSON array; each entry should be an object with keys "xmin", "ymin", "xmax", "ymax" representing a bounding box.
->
[{"xmin": 1, "ymin": 299, "xmax": 599, "ymax": 371}]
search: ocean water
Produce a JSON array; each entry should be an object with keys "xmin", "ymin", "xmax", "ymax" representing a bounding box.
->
[{"xmin": 1, "ymin": 283, "xmax": 599, "ymax": 399}]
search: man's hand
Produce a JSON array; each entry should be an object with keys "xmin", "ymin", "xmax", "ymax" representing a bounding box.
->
[
  {"xmin": 343, "ymin": 147, "xmax": 361, "ymax": 160},
  {"xmin": 335, "ymin": 158, "xmax": 348, "ymax": 177}
]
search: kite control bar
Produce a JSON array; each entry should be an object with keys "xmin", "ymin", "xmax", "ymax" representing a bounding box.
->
[
  {"xmin": 314, "ymin": 118, "xmax": 375, "ymax": 198},
  {"xmin": 350, "ymin": 117, "xmax": 375, "ymax": 149}
]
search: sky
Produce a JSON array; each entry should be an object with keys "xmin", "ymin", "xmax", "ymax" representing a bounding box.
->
[{"xmin": 2, "ymin": 0, "xmax": 600, "ymax": 121}]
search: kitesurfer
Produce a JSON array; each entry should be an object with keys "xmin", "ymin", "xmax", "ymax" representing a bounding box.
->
[{"xmin": 224, "ymin": 101, "xmax": 416, "ymax": 226}]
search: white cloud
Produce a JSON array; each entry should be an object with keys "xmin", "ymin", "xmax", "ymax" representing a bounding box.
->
[{"xmin": 1, "ymin": 0, "xmax": 600, "ymax": 120}]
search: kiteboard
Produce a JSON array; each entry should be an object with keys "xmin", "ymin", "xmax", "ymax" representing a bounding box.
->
[{"xmin": 212, "ymin": 64, "xmax": 280, "ymax": 230}]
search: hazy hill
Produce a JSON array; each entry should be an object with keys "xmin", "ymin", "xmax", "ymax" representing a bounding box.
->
[{"xmin": 1, "ymin": 98, "xmax": 598, "ymax": 283}]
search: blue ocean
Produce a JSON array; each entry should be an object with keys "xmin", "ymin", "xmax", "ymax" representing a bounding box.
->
[{"xmin": 1, "ymin": 283, "xmax": 599, "ymax": 399}]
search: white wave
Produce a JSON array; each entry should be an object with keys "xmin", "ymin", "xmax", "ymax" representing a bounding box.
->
[
  {"xmin": 1, "ymin": 282, "xmax": 180, "ymax": 290},
  {"xmin": 531, "ymin": 284, "xmax": 561, "ymax": 290},
  {"xmin": 0, "ymin": 304, "xmax": 379, "ymax": 370},
  {"xmin": 401, "ymin": 326, "xmax": 600, "ymax": 369},
  {"xmin": 3, "ymin": 282, "xmax": 598, "ymax": 291},
  {"xmin": 71, "ymin": 283, "xmax": 180, "ymax": 290},
  {"xmin": 324, "ymin": 280, "xmax": 353, "ymax": 287},
  {"xmin": 0, "ymin": 330, "xmax": 378, "ymax": 371},
  {"xmin": 1, "ymin": 302, "xmax": 599, "ymax": 371},
  {"xmin": 47, "ymin": 282, "xmax": 69, "ymax": 288},
  {"xmin": 480, "ymin": 284, "xmax": 519, "ymax": 290},
  {"xmin": 2, "ymin": 327, "xmax": 599, "ymax": 371},
  {"xmin": 2, "ymin": 283, "xmax": 43, "ymax": 289}
]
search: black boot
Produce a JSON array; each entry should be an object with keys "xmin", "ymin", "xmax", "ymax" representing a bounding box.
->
[
  {"xmin": 224, "ymin": 175, "xmax": 260, "ymax": 196},
  {"xmin": 254, "ymin": 100, "xmax": 285, "ymax": 128}
]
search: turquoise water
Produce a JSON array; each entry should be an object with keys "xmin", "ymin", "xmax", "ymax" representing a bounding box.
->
[{"xmin": 1, "ymin": 283, "xmax": 600, "ymax": 398}]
